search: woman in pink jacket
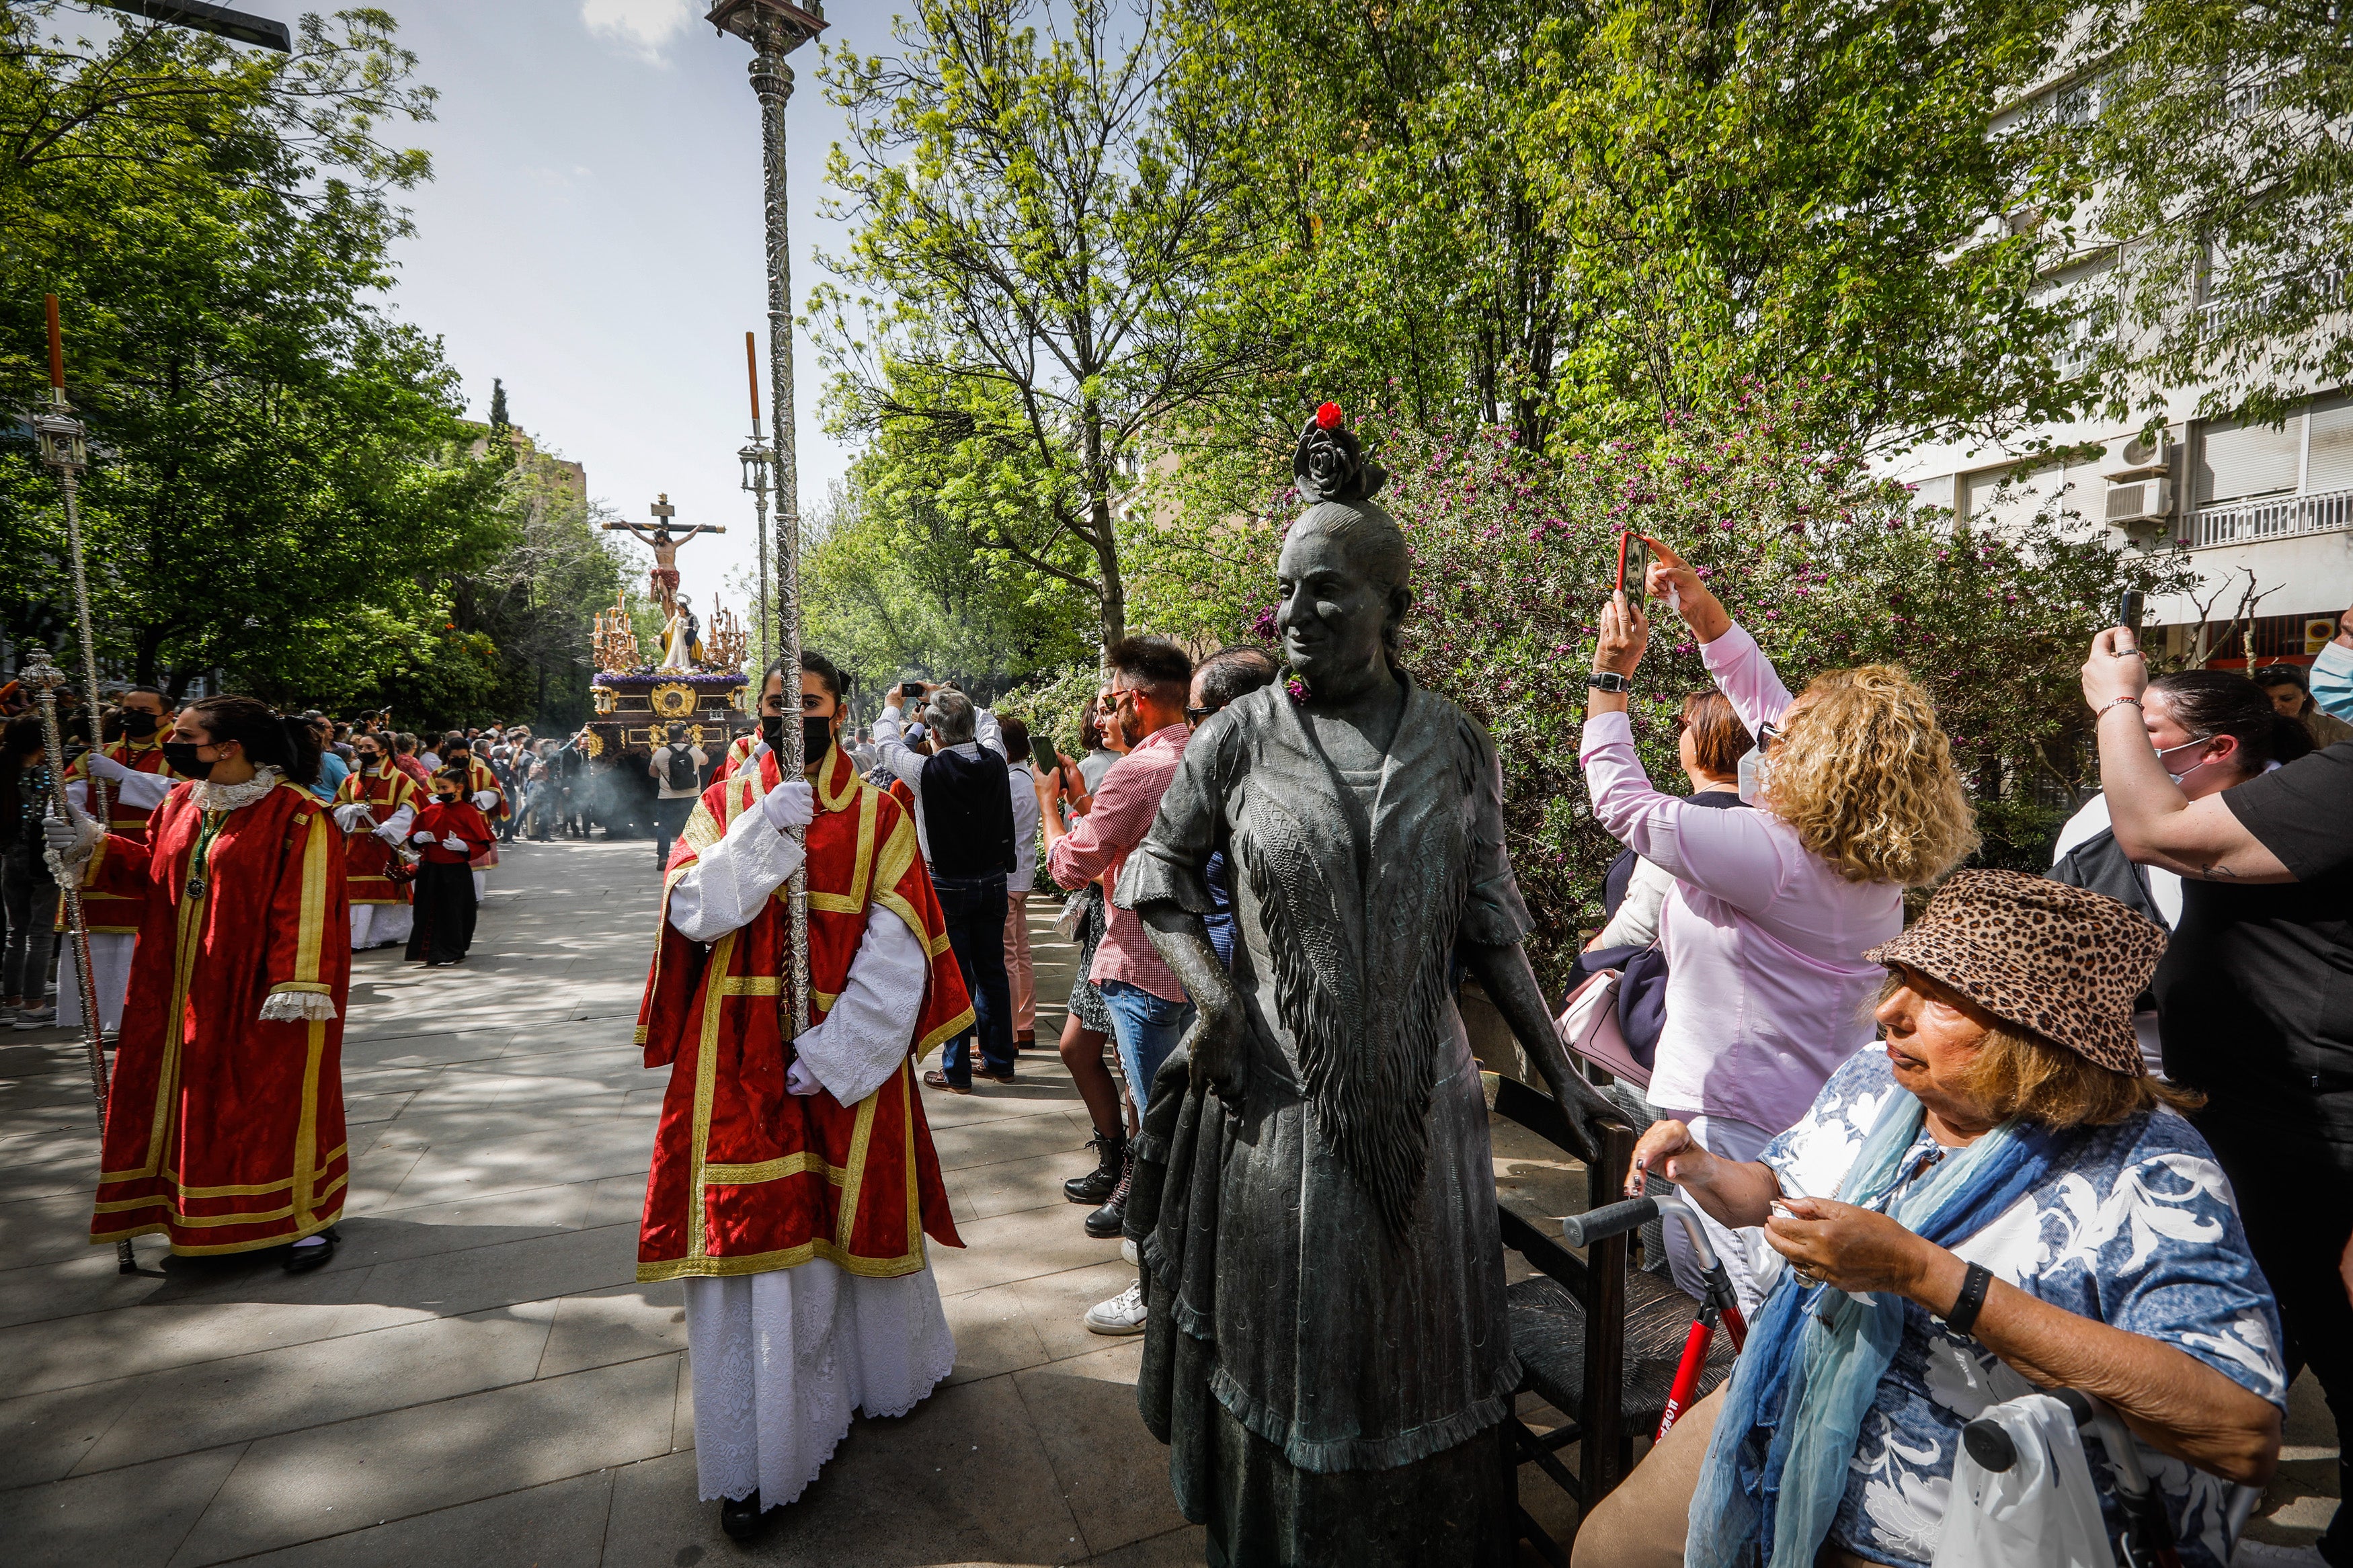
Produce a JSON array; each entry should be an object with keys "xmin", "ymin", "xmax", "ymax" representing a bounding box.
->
[{"xmin": 1579, "ymin": 536, "xmax": 1977, "ymax": 1307}]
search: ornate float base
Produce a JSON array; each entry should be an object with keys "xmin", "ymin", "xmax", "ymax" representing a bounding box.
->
[{"xmin": 588, "ymin": 669, "xmax": 753, "ymax": 765}]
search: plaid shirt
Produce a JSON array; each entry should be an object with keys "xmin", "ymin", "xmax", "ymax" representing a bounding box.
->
[{"xmin": 1047, "ymin": 723, "xmax": 1190, "ymax": 1004}]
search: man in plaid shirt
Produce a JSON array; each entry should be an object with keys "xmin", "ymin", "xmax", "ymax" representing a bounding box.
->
[{"xmin": 1035, "ymin": 637, "xmax": 1197, "ymax": 1309}]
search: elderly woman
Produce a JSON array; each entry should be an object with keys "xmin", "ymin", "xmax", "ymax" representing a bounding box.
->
[
  {"xmin": 1581, "ymin": 540, "xmax": 1978, "ymax": 1309},
  {"xmin": 1572, "ymin": 872, "xmax": 2284, "ymax": 1568},
  {"xmin": 1121, "ymin": 407, "xmax": 1621, "ymax": 1567}
]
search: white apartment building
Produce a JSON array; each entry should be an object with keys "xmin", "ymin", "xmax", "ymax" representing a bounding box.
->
[
  {"xmin": 1887, "ymin": 58, "xmax": 2352, "ymax": 673},
  {"xmin": 1890, "ymin": 388, "xmax": 2353, "ymax": 671}
]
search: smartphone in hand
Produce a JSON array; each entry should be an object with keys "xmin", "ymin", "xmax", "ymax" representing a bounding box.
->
[
  {"xmin": 1029, "ymin": 734, "xmax": 1060, "ymax": 778},
  {"xmin": 2115, "ymin": 589, "xmax": 2146, "ymax": 653}
]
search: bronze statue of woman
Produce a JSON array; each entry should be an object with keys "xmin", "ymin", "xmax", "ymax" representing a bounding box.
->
[{"xmin": 1119, "ymin": 405, "xmax": 1622, "ymax": 1565}]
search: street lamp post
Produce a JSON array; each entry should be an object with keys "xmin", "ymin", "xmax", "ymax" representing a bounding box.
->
[{"xmin": 707, "ymin": 0, "xmax": 826, "ymax": 1038}]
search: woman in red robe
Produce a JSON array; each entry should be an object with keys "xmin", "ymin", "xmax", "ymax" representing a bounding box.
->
[{"xmin": 51, "ymin": 696, "xmax": 351, "ymax": 1271}]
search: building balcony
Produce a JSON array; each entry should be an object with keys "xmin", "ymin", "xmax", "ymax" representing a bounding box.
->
[{"xmin": 2181, "ymin": 485, "xmax": 2353, "ymax": 548}]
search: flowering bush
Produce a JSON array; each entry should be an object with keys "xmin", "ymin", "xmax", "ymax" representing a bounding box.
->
[
  {"xmin": 1166, "ymin": 388, "xmax": 2196, "ymax": 987},
  {"xmin": 1375, "ymin": 398, "xmax": 2192, "ymax": 981}
]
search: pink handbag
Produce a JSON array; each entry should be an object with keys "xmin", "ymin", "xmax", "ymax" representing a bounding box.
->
[{"xmin": 1555, "ymin": 968, "xmax": 1652, "ymax": 1091}]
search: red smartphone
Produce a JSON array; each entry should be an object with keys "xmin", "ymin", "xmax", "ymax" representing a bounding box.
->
[{"xmin": 1616, "ymin": 530, "xmax": 1631, "ymax": 593}]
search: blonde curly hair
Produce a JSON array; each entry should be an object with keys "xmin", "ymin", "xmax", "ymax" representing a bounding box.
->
[{"xmin": 1763, "ymin": 665, "xmax": 1977, "ymax": 886}]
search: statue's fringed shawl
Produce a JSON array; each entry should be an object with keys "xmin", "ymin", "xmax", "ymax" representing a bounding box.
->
[{"xmin": 1120, "ymin": 676, "xmax": 1529, "ymax": 1475}]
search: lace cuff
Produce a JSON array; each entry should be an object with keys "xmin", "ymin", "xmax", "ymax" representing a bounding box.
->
[{"xmin": 259, "ymin": 987, "xmax": 340, "ymax": 1023}]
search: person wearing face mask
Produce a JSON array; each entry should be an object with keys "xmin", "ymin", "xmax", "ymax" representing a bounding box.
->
[
  {"xmin": 56, "ymin": 686, "xmax": 184, "ymax": 1036},
  {"xmin": 403, "ymin": 769, "xmax": 493, "ymax": 966},
  {"xmin": 440, "ymin": 738, "xmax": 506, "ymax": 901},
  {"xmin": 634, "ymin": 649, "xmax": 973, "ymax": 1540},
  {"xmin": 45, "ymin": 696, "xmax": 351, "ymax": 1272},
  {"xmin": 1579, "ymin": 536, "xmax": 1981, "ymax": 1311},
  {"xmin": 2048, "ymin": 669, "xmax": 2312, "ymax": 1074},
  {"xmin": 331, "ymin": 734, "xmax": 424, "ymax": 952},
  {"xmin": 2306, "ymin": 599, "xmax": 2353, "ymax": 734},
  {"xmin": 2084, "ymin": 622, "xmax": 2353, "ymax": 1568}
]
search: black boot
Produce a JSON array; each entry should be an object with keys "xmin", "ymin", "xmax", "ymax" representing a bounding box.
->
[
  {"xmin": 1084, "ymin": 1153, "xmax": 1134, "ymax": 1239},
  {"xmin": 1064, "ymin": 1130, "xmax": 1125, "ymax": 1205},
  {"xmin": 719, "ymin": 1489, "xmax": 768, "ymax": 1540}
]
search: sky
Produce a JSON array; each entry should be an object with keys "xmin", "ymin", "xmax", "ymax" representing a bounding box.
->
[{"xmin": 218, "ymin": 0, "xmax": 905, "ymax": 610}]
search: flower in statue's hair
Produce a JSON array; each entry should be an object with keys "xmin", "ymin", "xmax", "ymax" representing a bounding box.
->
[{"xmin": 1293, "ymin": 403, "xmax": 1387, "ymax": 503}]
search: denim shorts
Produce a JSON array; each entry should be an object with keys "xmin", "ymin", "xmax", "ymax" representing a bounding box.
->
[{"xmin": 1098, "ymin": 979, "xmax": 1194, "ymax": 1110}]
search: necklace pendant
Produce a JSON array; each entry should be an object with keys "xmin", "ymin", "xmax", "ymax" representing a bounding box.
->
[{"xmin": 186, "ymin": 876, "xmax": 207, "ymax": 901}]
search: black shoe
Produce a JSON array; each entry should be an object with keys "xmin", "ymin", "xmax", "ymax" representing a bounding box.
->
[
  {"xmin": 719, "ymin": 1490, "xmax": 768, "ymax": 1540},
  {"xmin": 1064, "ymin": 1130, "xmax": 1125, "ymax": 1204},
  {"xmin": 283, "ymin": 1228, "xmax": 337, "ymax": 1274},
  {"xmin": 1084, "ymin": 1155, "xmax": 1133, "ymax": 1239}
]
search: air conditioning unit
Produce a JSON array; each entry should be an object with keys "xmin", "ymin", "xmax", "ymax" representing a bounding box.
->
[
  {"xmin": 2106, "ymin": 477, "xmax": 2173, "ymax": 526},
  {"xmin": 2105, "ymin": 433, "xmax": 2176, "ymax": 481}
]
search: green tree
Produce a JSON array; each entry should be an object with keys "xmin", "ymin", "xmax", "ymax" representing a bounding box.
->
[
  {"xmin": 815, "ymin": 0, "xmax": 1261, "ymax": 647},
  {"xmin": 2072, "ymin": 1, "xmax": 2353, "ymax": 428},
  {"xmin": 1179, "ymin": 0, "xmax": 2080, "ymax": 462},
  {"xmin": 0, "ymin": 5, "xmax": 502, "ymax": 701},
  {"xmin": 488, "ymin": 376, "xmax": 509, "ymax": 432}
]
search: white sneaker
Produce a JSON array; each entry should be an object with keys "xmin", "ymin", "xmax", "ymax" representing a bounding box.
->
[
  {"xmin": 1121, "ymin": 1236, "xmax": 1139, "ymax": 1266},
  {"xmin": 13, "ymin": 1004, "xmax": 54, "ymax": 1031},
  {"xmin": 2232, "ymin": 1542, "xmax": 2329, "ymax": 1567},
  {"xmin": 1083, "ymin": 1281, "xmax": 1146, "ymax": 1336}
]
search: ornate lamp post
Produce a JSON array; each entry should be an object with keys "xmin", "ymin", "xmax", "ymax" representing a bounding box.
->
[{"xmin": 707, "ymin": 0, "xmax": 826, "ymax": 1036}]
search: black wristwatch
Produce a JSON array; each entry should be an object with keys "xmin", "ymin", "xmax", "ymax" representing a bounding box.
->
[
  {"xmin": 1942, "ymin": 1261, "xmax": 1993, "ymax": 1336},
  {"xmin": 1587, "ymin": 670, "xmax": 1634, "ymax": 694}
]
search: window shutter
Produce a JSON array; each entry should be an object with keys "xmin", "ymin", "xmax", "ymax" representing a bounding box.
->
[
  {"xmin": 2198, "ymin": 418, "xmax": 2303, "ymax": 503},
  {"xmin": 2305, "ymin": 399, "xmax": 2353, "ymax": 493}
]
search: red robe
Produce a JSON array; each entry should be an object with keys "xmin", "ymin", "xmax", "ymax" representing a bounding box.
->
[
  {"xmin": 458, "ymin": 755, "xmax": 512, "ymax": 824},
  {"xmin": 334, "ymin": 763, "xmax": 422, "ymax": 906},
  {"xmin": 409, "ymin": 800, "xmax": 494, "ymax": 863},
  {"xmin": 63, "ymin": 737, "xmax": 185, "ymax": 936},
  {"xmin": 635, "ymin": 743, "xmax": 971, "ymax": 1283},
  {"xmin": 85, "ymin": 779, "xmax": 351, "ymax": 1254}
]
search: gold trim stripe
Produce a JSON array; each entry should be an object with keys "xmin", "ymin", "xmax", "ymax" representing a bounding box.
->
[{"xmin": 701, "ymin": 1151, "xmax": 851, "ymax": 1187}]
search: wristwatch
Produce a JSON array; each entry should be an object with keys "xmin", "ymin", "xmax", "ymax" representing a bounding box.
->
[{"xmin": 1587, "ymin": 671, "xmax": 1634, "ymax": 694}]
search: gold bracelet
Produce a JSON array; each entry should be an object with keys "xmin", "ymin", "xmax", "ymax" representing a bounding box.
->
[{"xmin": 2096, "ymin": 696, "xmax": 2144, "ymax": 719}]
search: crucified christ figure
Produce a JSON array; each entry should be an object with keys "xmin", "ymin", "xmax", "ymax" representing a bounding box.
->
[{"xmin": 604, "ymin": 495, "xmax": 725, "ymax": 619}]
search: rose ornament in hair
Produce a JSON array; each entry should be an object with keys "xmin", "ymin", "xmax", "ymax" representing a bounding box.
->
[{"xmin": 1293, "ymin": 401, "xmax": 1388, "ymax": 504}]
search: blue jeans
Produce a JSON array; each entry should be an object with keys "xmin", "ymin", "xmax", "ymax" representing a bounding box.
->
[
  {"xmin": 1099, "ymin": 979, "xmax": 1195, "ymax": 1111},
  {"xmin": 933, "ymin": 871, "xmax": 1013, "ymax": 1086}
]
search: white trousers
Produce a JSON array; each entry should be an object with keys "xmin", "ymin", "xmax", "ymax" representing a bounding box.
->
[
  {"xmin": 471, "ymin": 870, "xmax": 487, "ymax": 901},
  {"xmin": 1654, "ymin": 1110, "xmax": 1776, "ymax": 1316},
  {"xmin": 55, "ymin": 932, "xmax": 134, "ymax": 1034},
  {"xmin": 684, "ymin": 1258, "xmax": 956, "ymax": 1506},
  {"xmin": 350, "ymin": 903, "xmax": 413, "ymax": 950}
]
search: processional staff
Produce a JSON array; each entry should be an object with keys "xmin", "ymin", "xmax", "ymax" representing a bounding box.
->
[
  {"xmin": 708, "ymin": 0, "xmax": 826, "ymax": 1039},
  {"xmin": 32, "ymin": 300, "xmax": 135, "ymax": 1274}
]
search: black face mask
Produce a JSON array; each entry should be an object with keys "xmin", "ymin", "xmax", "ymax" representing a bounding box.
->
[
  {"xmin": 354, "ymin": 753, "xmax": 380, "ymax": 773},
  {"xmin": 760, "ymin": 712, "xmax": 785, "ymax": 751},
  {"xmin": 121, "ymin": 710, "xmax": 160, "ymax": 739},
  {"xmin": 804, "ymin": 714, "xmax": 834, "ymax": 761},
  {"xmin": 162, "ymin": 741, "xmax": 212, "ymax": 780}
]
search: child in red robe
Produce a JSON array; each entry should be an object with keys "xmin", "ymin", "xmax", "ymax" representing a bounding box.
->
[{"xmin": 404, "ymin": 770, "xmax": 493, "ymax": 966}]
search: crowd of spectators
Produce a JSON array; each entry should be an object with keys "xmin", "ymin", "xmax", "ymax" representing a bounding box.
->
[{"xmin": 1558, "ymin": 542, "xmax": 2353, "ymax": 1568}]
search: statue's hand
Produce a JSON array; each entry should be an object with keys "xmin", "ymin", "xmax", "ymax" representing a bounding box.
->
[
  {"xmin": 1186, "ymin": 991, "xmax": 1249, "ymax": 1107},
  {"xmin": 1538, "ymin": 1060, "xmax": 1620, "ymax": 1165}
]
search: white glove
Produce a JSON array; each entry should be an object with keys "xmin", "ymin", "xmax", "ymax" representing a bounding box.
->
[
  {"xmin": 87, "ymin": 751, "xmax": 134, "ymax": 784},
  {"xmin": 760, "ymin": 780, "xmax": 814, "ymax": 832},
  {"xmin": 43, "ymin": 804, "xmax": 105, "ymax": 870},
  {"xmin": 785, "ymin": 1057, "xmax": 824, "ymax": 1097},
  {"xmin": 411, "ymin": 829, "xmax": 436, "ymax": 845},
  {"xmin": 441, "ymin": 833, "xmax": 469, "ymax": 852},
  {"xmin": 332, "ymin": 802, "xmax": 374, "ymax": 832},
  {"xmin": 471, "ymin": 790, "xmax": 499, "ymax": 812}
]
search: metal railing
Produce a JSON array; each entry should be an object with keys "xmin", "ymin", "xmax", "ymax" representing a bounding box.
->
[{"xmin": 2182, "ymin": 485, "xmax": 2353, "ymax": 547}]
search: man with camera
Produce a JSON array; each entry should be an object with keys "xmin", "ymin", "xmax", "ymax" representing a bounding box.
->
[{"xmin": 872, "ymin": 680, "xmax": 1018, "ymax": 1093}]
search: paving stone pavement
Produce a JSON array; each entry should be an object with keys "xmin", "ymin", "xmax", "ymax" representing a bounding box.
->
[{"xmin": 0, "ymin": 833, "xmax": 2332, "ymax": 1564}]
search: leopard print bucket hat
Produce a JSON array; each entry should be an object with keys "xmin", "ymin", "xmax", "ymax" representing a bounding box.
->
[{"xmin": 1863, "ymin": 869, "xmax": 2167, "ymax": 1076}]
